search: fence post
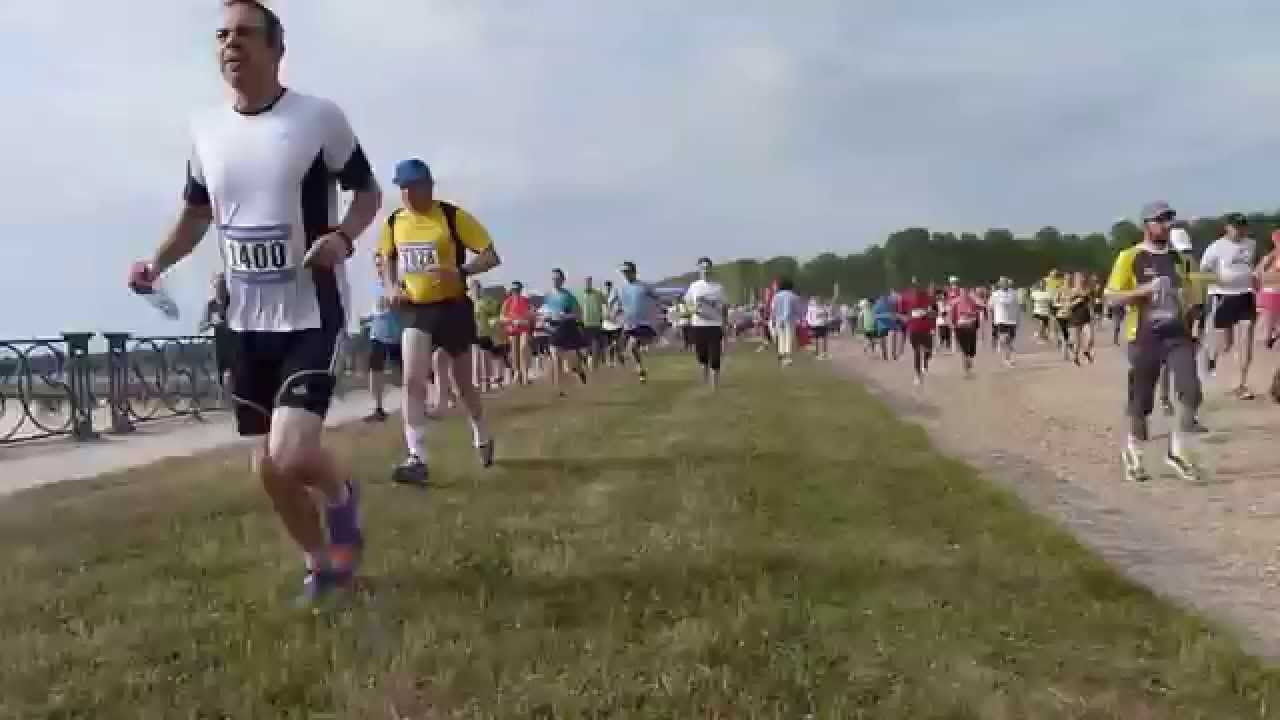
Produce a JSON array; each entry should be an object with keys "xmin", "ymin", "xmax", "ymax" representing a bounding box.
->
[
  {"xmin": 103, "ymin": 332, "xmax": 135, "ymax": 434},
  {"xmin": 62, "ymin": 332, "xmax": 98, "ymax": 441}
]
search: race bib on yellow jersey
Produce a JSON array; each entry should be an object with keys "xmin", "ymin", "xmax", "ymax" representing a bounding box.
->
[
  {"xmin": 397, "ymin": 242, "xmax": 440, "ymax": 274},
  {"xmin": 223, "ymin": 224, "xmax": 296, "ymax": 284}
]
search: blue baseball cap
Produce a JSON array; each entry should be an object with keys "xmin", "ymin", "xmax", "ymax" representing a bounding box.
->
[{"xmin": 392, "ymin": 158, "xmax": 434, "ymax": 187}]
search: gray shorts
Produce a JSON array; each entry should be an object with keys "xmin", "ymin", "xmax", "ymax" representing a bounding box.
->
[{"xmin": 1126, "ymin": 336, "xmax": 1202, "ymax": 440}]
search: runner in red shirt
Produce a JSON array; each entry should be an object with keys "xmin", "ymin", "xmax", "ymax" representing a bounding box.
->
[
  {"xmin": 949, "ymin": 287, "xmax": 982, "ymax": 377},
  {"xmin": 897, "ymin": 280, "xmax": 935, "ymax": 385}
]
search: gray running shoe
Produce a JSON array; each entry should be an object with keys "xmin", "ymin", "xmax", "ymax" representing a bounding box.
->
[{"xmin": 392, "ymin": 455, "xmax": 429, "ymax": 486}]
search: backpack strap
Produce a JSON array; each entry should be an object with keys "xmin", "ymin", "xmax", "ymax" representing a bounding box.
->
[
  {"xmin": 384, "ymin": 208, "xmax": 403, "ymax": 245},
  {"xmin": 438, "ymin": 201, "xmax": 466, "ymax": 269}
]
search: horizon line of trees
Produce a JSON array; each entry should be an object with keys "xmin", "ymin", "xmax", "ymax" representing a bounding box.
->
[{"xmin": 657, "ymin": 210, "xmax": 1280, "ymax": 304}]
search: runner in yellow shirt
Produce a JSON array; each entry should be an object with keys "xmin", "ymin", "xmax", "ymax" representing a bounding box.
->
[{"xmin": 378, "ymin": 158, "xmax": 501, "ymax": 485}]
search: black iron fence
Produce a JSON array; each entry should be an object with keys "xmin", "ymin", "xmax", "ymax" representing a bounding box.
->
[{"xmin": 0, "ymin": 332, "xmax": 361, "ymax": 446}]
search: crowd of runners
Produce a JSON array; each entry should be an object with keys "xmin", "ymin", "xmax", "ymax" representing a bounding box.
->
[
  {"xmin": 840, "ymin": 204, "xmax": 1280, "ymax": 488},
  {"xmin": 117, "ymin": 1, "xmax": 1280, "ymax": 609}
]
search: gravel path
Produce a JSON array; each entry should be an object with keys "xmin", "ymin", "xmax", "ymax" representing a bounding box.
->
[{"xmin": 832, "ymin": 329, "xmax": 1280, "ymax": 660}]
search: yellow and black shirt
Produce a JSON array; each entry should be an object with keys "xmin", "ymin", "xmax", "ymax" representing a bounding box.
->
[
  {"xmin": 376, "ymin": 201, "xmax": 492, "ymax": 305},
  {"xmin": 1106, "ymin": 246, "xmax": 1190, "ymax": 343}
]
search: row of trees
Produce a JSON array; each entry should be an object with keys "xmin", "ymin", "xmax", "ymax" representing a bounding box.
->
[{"xmin": 659, "ymin": 211, "xmax": 1280, "ymax": 304}]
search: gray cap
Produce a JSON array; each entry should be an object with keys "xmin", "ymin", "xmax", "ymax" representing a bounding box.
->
[{"xmin": 1140, "ymin": 200, "xmax": 1175, "ymax": 221}]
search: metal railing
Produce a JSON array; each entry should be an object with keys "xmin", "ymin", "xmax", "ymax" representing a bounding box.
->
[{"xmin": 1, "ymin": 332, "xmax": 361, "ymax": 446}]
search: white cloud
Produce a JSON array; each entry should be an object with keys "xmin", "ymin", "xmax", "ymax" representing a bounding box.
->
[{"xmin": 4, "ymin": 1, "xmax": 1280, "ymax": 337}]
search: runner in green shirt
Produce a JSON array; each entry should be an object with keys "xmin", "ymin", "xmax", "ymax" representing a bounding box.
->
[
  {"xmin": 576, "ymin": 276, "xmax": 608, "ymax": 371},
  {"xmin": 471, "ymin": 282, "xmax": 508, "ymax": 391}
]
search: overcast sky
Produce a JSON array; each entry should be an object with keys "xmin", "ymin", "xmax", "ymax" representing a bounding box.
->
[{"xmin": 4, "ymin": 0, "xmax": 1280, "ymax": 337}]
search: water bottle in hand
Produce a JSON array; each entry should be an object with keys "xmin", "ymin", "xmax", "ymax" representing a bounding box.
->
[
  {"xmin": 142, "ymin": 277, "xmax": 181, "ymax": 320},
  {"xmin": 130, "ymin": 262, "xmax": 180, "ymax": 320}
]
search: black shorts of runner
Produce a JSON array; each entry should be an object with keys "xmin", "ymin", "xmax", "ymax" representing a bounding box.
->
[
  {"xmin": 1056, "ymin": 317, "xmax": 1070, "ymax": 337},
  {"xmin": 550, "ymin": 320, "xmax": 586, "ymax": 351},
  {"xmin": 692, "ymin": 325, "xmax": 724, "ymax": 370},
  {"xmin": 213, "ymin": 325, "xmax": 235, "ymax": 380},
  {"xmin": 909, "ymin": 330, "xmax": 933, "ymax": 352},
  {"xmin": 367, "ymin": 338, "xmax": 402, "ymax": 373},
  {"xmin": 582, "ymin": 325, "xmax": 605, "ymax": 352},
  {"xmin": 475, "ymin": 336, "xmax": 497, "ymax": 354},
  {"xmin": 1069, "ymin": 305, "xmax": 1092, "ymax": 327},
  {"xmin": 954, "ymin": 325, "xmax": 978, "ymax": 357},
  {"xmin": 1211, "ymin": 293, "xmax": 1257, "ymax": 329},
  {"xmin": 603, "ymin": 328, "xmax": 622, "ymax": 347},
  {"xmin": 531, "ymin": 334, "xmax": 550, "ymax": 356},
  {"xmin": 812, "ymin": 325, "xmax": 829, "ymax": 339},
  {"xmin": 996, "ymin": 323, "xmax": 1017, "ymax": 339},
  {"xmin": 398, "ymin": 298, "xmax": 477, "ymax": 356},
  {"xmin": 229, "ymin": 327, "xmax": 342, "ymax": 437},
  {"xmin": 625, "ymin": 325, "xmax": 658, "ymax": 345}
]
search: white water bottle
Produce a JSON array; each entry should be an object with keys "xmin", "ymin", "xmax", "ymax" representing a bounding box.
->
[{"xmin": 141, "ymin": 276, "xmax": 181, "ymax": 320}]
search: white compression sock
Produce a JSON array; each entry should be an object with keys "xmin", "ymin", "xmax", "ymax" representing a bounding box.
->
[
  {"xmin": 469, "ymin": 415, "xmax": 489, "ymax": 447},
  {"xmin": 405, "ymin": 424, "xmax": 428, "ymax": 461},
  {"xmin": 1169, "ymin": 430, "xmax": 1187, "ymax": 458}
]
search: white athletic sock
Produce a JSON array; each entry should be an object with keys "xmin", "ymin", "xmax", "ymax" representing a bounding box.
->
[
  {"xmin": 1126, "ymin": 435, "xmax": 1142, "ymax": 455},
  {"xmin": 405, "ymin": 424, "xmax": 427, "ymax": 461},
  {"xmin": 470, "ymin": 415, "xmax": 490, "ymax": 447},
  {"xmin": 1170, "ymin": 430, "xmax": 1187, "ymax": 458}
]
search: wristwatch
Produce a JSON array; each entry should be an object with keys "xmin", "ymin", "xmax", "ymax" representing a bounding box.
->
[{"xmin": 333, "ymin": 228, "xmax": 355, "ymax": 257}]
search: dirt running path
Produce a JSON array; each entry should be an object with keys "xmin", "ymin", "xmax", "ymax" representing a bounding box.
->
[{"xmin": 832, "ymin": 329, "xmax": 1280, "ymax": 660}]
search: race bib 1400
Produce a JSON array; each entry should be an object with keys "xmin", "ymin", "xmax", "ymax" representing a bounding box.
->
[
  {"xmin": 223, "ymin": 224, "xmax": 295, "ymax": 284},
  {"xmin": 398, "ymin": 242, "xmax": 439, "ymax": 274}
]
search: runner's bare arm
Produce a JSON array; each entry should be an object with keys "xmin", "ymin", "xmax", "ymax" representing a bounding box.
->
[
  {"xmin": 336, "ymin": 185, "xmax": 382, "ymax": 247},
  {"xmin": 152, "ymin": 201, "xmax": 213, "ymax": 275}
]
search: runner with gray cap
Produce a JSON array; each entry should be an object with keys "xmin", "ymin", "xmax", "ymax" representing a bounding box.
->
[{"xmin": 1104, "ymin": 201, "xmax": 1204, "ymax": 483}]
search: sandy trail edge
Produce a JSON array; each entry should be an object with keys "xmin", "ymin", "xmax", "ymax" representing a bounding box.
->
[{"xmin": 829, "ymin": 337, "xmax": 1280, "ymax": 661}]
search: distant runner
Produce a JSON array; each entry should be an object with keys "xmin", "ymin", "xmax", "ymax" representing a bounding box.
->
[
  {"xmin": 948, "ymin": 286, "xmax": 981, "ymax": 377},
  {"xmin": 683, "ymin": 257, "xmax": 728, "ymax": 388},
  {"xmin": 989, "ymin": 277, "xmax": 1020, "ymax": 368},
  {"xmin": 616, "ymin": 261, "xmax": 661, "ymax": 382},
  {"xmin": 1201, "ymin": 212, "xmax": 1258, "ymax": 399},
  {"xmin": 770, "ymin": 278, "xmax": 803, "ymax": 366},
  {"xmin": 898, "ymin": 280, "xmax": 935, "ymax": 386}
]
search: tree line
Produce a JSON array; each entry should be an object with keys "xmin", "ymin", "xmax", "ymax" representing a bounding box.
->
[{"xmin": 656, "ymin": 210, "xmax": 1280, "ymax": 305}]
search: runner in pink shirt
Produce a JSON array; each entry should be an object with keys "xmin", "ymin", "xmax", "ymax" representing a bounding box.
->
[{"xmin": 949, "ymin": 287, "xmax": 982, "ymax": 378}]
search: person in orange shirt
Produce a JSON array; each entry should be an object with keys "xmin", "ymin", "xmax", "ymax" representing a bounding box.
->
[{"xmin": 501, "ymin": 281, "xmax": 533, "ymax": 385}]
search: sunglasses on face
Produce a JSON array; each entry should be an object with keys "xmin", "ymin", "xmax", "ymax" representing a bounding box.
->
[{"xmin": 1145, "ymin": 213, "xmax": 1175, "ymax": 224}]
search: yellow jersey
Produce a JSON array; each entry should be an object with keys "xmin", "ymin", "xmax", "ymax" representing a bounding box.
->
[
  {"xmin": 1105, "ymin": 246, "xmax": 1191, "ymax": 342},
  {"xmin": 377, "ymin": 201, "xmax": 492, "ymax": 305}
]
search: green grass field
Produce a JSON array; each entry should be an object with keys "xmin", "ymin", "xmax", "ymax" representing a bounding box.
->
[{"xmin": 3, "ymin": 350, "xmax": 1278, "ymax": 718}]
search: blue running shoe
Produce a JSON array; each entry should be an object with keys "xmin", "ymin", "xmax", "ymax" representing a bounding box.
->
[
  {"xmin": 295, "ymin": 566, "xmax": 354, "ymax": 610},
  {"xmin": 325, "ymin": 480, "xmax": 364, "ymax": 564}
]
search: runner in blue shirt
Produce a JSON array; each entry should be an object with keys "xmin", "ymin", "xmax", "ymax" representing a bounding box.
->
[
  {"xmin": 615, "ymin": 260, "xmax": 660, "ymax": 383},
  {"xmin": 542, "ymin": 268, "xmax": 589, "ymax": 395}
]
